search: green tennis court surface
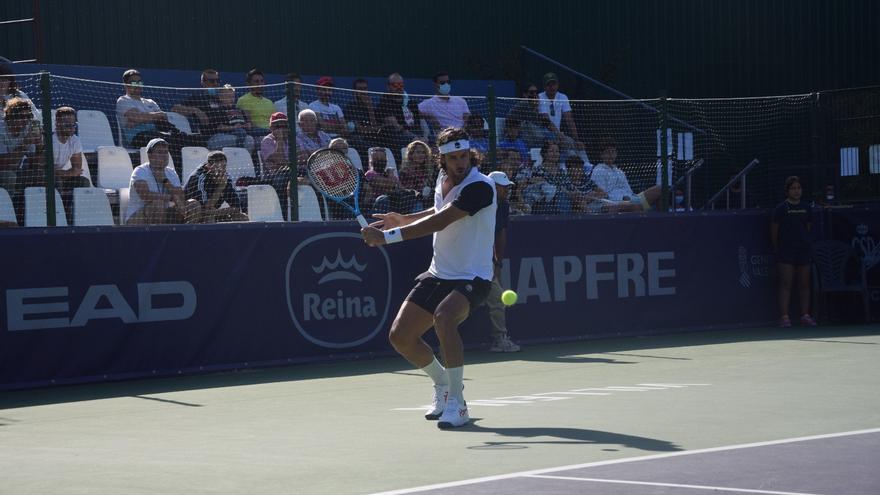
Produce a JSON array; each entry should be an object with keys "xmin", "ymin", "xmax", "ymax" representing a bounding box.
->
[{"xmin": 1, "ymin": 325, "xmax": 878, "ymax": 494}]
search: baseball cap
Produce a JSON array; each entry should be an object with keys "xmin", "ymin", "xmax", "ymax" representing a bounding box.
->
[
  {"xmin": 316, "ymin": 76, "xmax": 334, "ymax": 87},
  {"xmin": 269, "ymin": 112, "xmax": 289, "ymax": 126},
  {"xmin": 145, "ymin": 137, "xmax": 168, "ymax": 154},
  {"xmin": 543, "ymin": 72, "xmax": 559, "ymax": 85},
  {"xmin": 488, "ymin": 171, "xmax": 514, "ymax": 186}
]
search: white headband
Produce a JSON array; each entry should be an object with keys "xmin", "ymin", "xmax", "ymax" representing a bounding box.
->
[{"xmin": 438, "ymin": 139, "xmax": 470, "ymax": 154}]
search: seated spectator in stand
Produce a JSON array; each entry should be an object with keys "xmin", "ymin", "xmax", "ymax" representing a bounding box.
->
[
  {"xmin": 398, "ymin": 140, "xmax": 436, "ymax": 211},
  {"xmin": 507, "ymin": 83, "xmax": 547, "ymax": 148},
  {"xmin": 183, "ymin": 150, "xmax": 248, "ymax": 223},
  {"xmin": 418, "ymin": 71, "xmax": 470, "ymax": 134},
  {"xmin": 537, "ymin": 140, "xmax": 573, "ymax": 214},
  {"xmin": 309, "ymin": 76, "xmax": 347, "ymax": 138},
  {"xmin": 376, "ymin": 73, "xmax": 423, "ymax": 155},
  {"xmin": 562, "ymin": 155, "xmax": 609, "ymax": 214},
  {"xmin": 672, "ymin": 187, "xmax": 693, "ymax": 212},
  {"xmin": 514, "ymin": 140, "xmax": 556, "ymax": 214},
  {"xmin": 293, "ymin": 109, "xmax": 332, "ymax": 167},
  {"xmin": 209, "ymin": 84, "xmax": 255, "ymax": 152},
  {"xmin": 274, "ymin": 72, "xmax": 309, "ymax": 117},
  {"xmin": 590, "ymin": 138, "xmax": 661, "ymax": 212},
  {"xmin": 0, "ymin": 58, "xmax": 39, "ymax": 124},
  {"xmin": 236, "ymin": 69, "xmax": 275, "ymax": 139},
  {"xmin": 1, "ymin": 98, "xmax": 43, "ymax": 217},
  {"xmin": 329, "ymin": 136, "xmax": 350, "ymax": 153},
  {"xmin": 260, "ymin": 112, "xmax": 310, "ymax": 219},
  {"xmin": 51, "ymin": 107, "xmax": 91, "ymax": 217},
  {"xmin": 464, "ymin": 114, "xmax": 489, "ymax": 154},
  {"xmin": 125, "ymin": 138, "xmax": 188, "ymax": 224},
  {"xmin": 171, "ymin": 68, "xmax": 222, "ymax": 135},
  {"xmin": 116, "ymin": 69, "xmax": 197, "ymax": 175},
  {"xmin": 365, "ymin": 146, "xmax": 403, "ymax": 214},
  {"xmin": 538, "ymin": 72, "xmax": 591, "ymax": 168},
  {"xmin": 497, "ymin": 117, "xmax": 529, "ymax": 163},
  {"xmin": 343, "ymin": 78, "xmax": 380, "ymax": 158}
]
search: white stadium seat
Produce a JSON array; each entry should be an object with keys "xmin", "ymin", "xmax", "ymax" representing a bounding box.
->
[
  {"xmin": 247, "ymin": 185, "xmax": 283, "ymax": 222},
  {"xmin": 73, "ymin": 187, "xmax": 115, "ymax": 226},
  {"xmin": 24, "ymin": 187, "xmax": 68, "ymax": 227},
  {"xmin": 97, "ymin": 146, "xmax": 134, "ymax": 191},
  {"xmin": 222, "ymin": 147, "xmax": 256, "ymax": 183},
  {"xmin": 77, "ymin": 109, "xmax": 116, "ymax": 152}
]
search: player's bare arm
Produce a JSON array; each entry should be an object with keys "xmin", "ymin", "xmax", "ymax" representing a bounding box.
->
[{"xmin": 362, "ymin": 203, "xmax": 466, "ymax": 247}]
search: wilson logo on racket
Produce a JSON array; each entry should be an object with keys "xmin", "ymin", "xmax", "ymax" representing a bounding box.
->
[
  {"xmin": 315, "ymin": 161, "xmax": 351, "ymax": 189},
  {"xmin": 285, "ymin": 233, "xmax": 392, "ymax": 349}
]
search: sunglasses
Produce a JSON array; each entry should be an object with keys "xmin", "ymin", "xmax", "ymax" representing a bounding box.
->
[{"xmin": 129, "ymin": 80, "xmax": 144, "ymax": 86}]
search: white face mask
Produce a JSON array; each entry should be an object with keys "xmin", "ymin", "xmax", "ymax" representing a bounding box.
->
[
  {"xmin": 402, "ymin": 91, "xmax": 409, "ymax": 107},
  {"xmin": 826, "ymin": 194, "xmax": 834, "ymax": 200},
  {"xmin": 438, "ymin": 83, "xmax": 452, "ymax": 95}
]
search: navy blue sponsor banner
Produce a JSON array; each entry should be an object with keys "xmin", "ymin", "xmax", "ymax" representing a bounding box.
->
[
  {"xmin": 827, "ymin": 206, "xmax": 880, "ymax": 315},
  {"xmin": 1, "ymin": 212, "xmax": 777, "ymax": 390}
]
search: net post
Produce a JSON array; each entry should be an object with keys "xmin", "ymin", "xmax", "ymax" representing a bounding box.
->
[
  {"xmin": 286, "ymin": 80, "xmax": 299, "ymax": 221},
  {"xmin": 658, "ymin": 90, "xmax": 669, "ymax": 213},
  {"xmin": 487, "ymin": 84, "xmax": 497, "ymax": 169},
  {"xmin": 40, "ymin": 70, "xmax": 56, "ymax": 226}
]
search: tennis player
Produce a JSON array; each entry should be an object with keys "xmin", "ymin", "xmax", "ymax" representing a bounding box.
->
[{"xmin": 361, "ymin": 127, "xmax": 496, "ymax": 429}]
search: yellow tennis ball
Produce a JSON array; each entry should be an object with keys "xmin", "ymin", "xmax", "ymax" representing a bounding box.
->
[{"xmin": 501, "ymin": 290, "xmax": 518, "ymax": 306}]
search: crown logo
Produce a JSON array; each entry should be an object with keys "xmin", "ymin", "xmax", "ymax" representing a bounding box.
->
[
  {"xmin": 856, "ymin": 224, "xmax": 869, "ymax": 236},
  {"xmin": 312, "ymin": 250, "xmax": 367, "ymax": 284}
]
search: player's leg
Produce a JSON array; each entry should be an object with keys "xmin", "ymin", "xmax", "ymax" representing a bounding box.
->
[
  {"xmin": 388, "ymin": 301, "xmax": 437, "ymax": 368},
  {"xmin": 433, "ymin": 291, "xmax": 471, "ymax": 429},
  {"xmin": 777, "ymin": 262, "xmax": 794, "ymax": 326}
]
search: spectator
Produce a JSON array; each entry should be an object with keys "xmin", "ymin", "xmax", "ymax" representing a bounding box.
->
[
  {"xmin": 464, "ymin": 114, "xmax": 489, "ymax": 154},
  {"xmin": 125, "ymin": 138, "xmax": 187, "ymax": 224},
  {"xmin": 274, "ymin": 72, "xmax": 309, "ymax": 117},
  {"xmin": 486, "ymin": 170, "xmax": 521, "ymax": 352},
  {"xmin": 261, "ymin": 111, "xmax": 311, "ymax": 218},
  {"xmin": 309, "ymin": 76, "xmax": 347, "ymax": 138},
  {"xmin": 515, "ymin": 140, "xmax": 556, "ymax": 214},
  {"xmin": 0, "ymin": 58, "xmax": 38, "ymax": 123},
  {"xmin": 183, "ymin": 150, "xmax": 248, "ymax": 223},
  {"xmin": 590, "ymin": 138, "xmax": 661, "ymax": 212},
  {"xmin": 418, "ymin": 71, "xmax": 470, "ymax": 134},
  {"xmin": 115, "ymin": 69, "xmax": 195, "ymax": 174},
  {"xmin": 399, "ymin": 140, "xmax": 436, "ymax": 211},
  {"xmin": 538, "ymin": 72, "xmax": 591, "ymax": 167},
  {"xmin": 672, "ymin": 187, "xmax": 693, "ymax": 212},
  {"xmin": 537, "ymin": 140, "xmax": 573, "ymax": 214},
  {"xmin": 171, "ymin": 68, "xmax": 221, "ymax": 135},
  {"xmin": 51, "ymin": 107, "xmax": 91, "ymax": 216},
  {"xmin": 771, "ymin": 176, "xmax": 817, "ymax": 328},
  {"xmin": 497, "ymin": 117, "xmax": 530, "ymax": 163},
  {"xmin": 365, "ymin": 146, "xmax": 403, "ymax": 213},
  {"xmin": 0, "ymin": 98, "xmax": 43, "ymax": 214},
  {"xmin": 563, "ymin": 155, "xmax": 608, "ymax": 214},
  {"xmin": 293, "ymin": 109, "xmax": 332, "ymax": 167},
  {"xmin": 208, "ymin": 84, "xmax": 255, "ymax": 152},
  {"xmin": 236, "ymin": 69, "xmax": 275, "ymax": 139},
  {"xmin": 376, "ymin": 73, "xmax": 423, "ymax": 155},
  {"xmin": 343, "ymin": 78, "xmax": 380, "ymax": 157},
  {"xmin": 329, "ymin": 136, "xmax": 349, "ymax": 153},
  {"xmin": 507, "ymin": 83, "xmax": 548, "ymax": 148}
]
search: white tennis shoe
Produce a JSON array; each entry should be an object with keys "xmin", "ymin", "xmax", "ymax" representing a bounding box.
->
[
  {"xmin": 437, "ymin": 397, "xmax": 469, "ymax": 429},
  {"xmin": 425, "ymin": 384, "xmax": 449, "ymax": 420}
]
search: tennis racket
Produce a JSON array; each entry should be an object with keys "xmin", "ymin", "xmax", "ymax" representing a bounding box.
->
[{"xmin": 306, "ymin": 148, "xmax": 369, "ymax": 227}]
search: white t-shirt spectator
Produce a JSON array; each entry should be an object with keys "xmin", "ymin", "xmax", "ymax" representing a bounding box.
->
[
  {"xmin": 537, "ymin": 91, "xmax": 572, "ymax": 130},
  {"xmin": 418, "ymin": 96, "xmax": 470, "ymax": 129},
  {"xmin": 308, "ymin": 99, "xmax": 345, "ymax": 137},
  {"xmin": 590, "ymin": 163, "xmax": 635, "ymax": 202},
  {"xmin": 52, "ymin": 134, "xmax": 83, "ymax": 170},
  {"xmin": 116, "ymin": 94, "xmax": 162, "ymax": 145},
  {"xmin": 125, "ymin": 163, "xmax": 181, "ymax": 221}
]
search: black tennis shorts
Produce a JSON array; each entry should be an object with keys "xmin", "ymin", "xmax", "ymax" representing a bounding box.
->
[{"xmin": 405, "ymin": 272, "xmax": 492, "ymax": 314}]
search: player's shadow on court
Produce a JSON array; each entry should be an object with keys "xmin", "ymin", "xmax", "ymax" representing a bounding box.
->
[{"xmin": 461, "ymin": 420, "xmax": 682, "ymax": 452}]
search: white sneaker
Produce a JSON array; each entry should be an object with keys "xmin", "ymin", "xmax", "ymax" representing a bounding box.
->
[
  {"xmin": 425, "ymin": 384, "xmax": 449, "ymax": 420},
  {"xmin": 489, "ymin": 334, "xmax": 521, "ymax": 352},
  {"xmin": 437, "ymin": 396, "xmax": 469, "ymax": 429}
]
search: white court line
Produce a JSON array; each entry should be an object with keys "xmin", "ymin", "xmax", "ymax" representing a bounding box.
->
[
  {"xmin": 526, "ymin": 474, "xmax": 822, "ymax": 495},
  {"xmin": 368, "ymin": 427, "xmax": 880, "ymax": 495}
]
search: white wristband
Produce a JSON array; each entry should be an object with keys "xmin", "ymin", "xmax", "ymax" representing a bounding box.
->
[{"xmin": 383, "ymin": 228, "xmax": 403, "ymax": 244}]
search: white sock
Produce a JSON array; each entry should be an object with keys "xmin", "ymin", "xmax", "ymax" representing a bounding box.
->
[
  {"xmin": 420, "ymin": 357, "xmax": 448, "ymax": 386},
  {"xmin": 447, "ymin": 366, "xmax": 464, "ymax": 402}
]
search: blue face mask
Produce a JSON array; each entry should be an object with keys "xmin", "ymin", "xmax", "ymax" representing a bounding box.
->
[
  {"xmin": 438, "ymin": 83, "xmax": 452, "ymax": 95},
  {"xmin": 206, "ymin": 88, "xmax": 218, "ymax": 96},
  {"xmin": 675, "ymin": 195, "xmax": 684, "ymax": 204}
]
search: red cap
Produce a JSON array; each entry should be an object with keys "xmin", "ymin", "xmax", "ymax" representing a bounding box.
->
[
  {"xmin": 269, "ymin": 112, "xmax": 288, "ymax": 126},
  {"xmin": 316, "ymin": 76, "xmax": 334, "ymax": 87}
]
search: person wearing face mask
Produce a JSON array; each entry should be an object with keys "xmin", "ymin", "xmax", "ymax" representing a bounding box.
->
[
  {"xmin": 171, "ymin": 69, "xmax": 222, "ymax": 135},
  {"xmin": 672, "ymin": 187, "xmax": 692, "ymax": 212},
  {"xmin": 418, "ymin": 71, "xmax": 471, "ymax": 133}
]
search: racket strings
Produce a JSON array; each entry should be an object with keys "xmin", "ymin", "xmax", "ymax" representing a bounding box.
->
[{"xmin": 308, "ymin": 153, "xmax": 359, "ymax": 198}]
